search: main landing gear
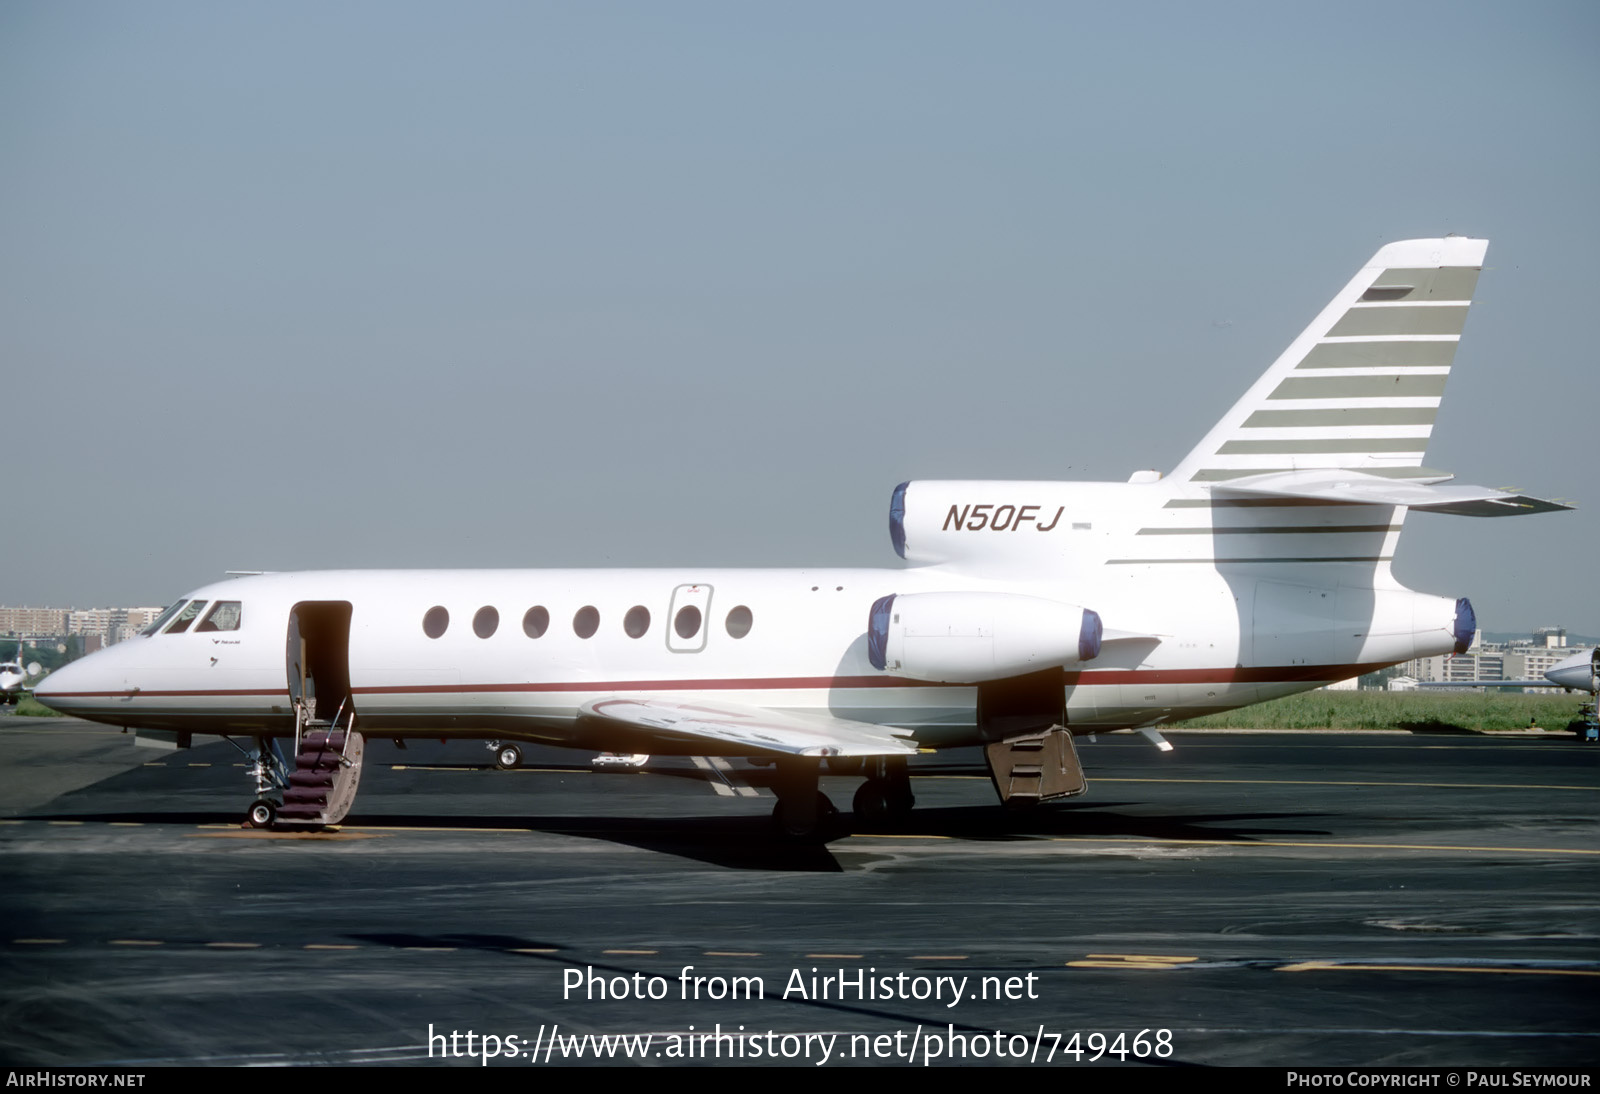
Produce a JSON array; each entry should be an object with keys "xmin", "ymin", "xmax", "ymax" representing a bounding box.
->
[
  {"xmin": 851, "ymin": 756, "xmax": 915, "ymax": 825},
  {"xmin": 768, "ymin": 756, "xmax": 917, "ymax": 840},
  {"xmin": 769, "ymin": 758, "xmax": 842, "ymax": 842},
  {"xmin": 488, "ymin": 741, "xmax": 523, "ymax": 769}
]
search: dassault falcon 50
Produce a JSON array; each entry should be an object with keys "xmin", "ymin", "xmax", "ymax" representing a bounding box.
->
[{"xmin": 36, "ymin": 238, "xmax": 1571, "ymax": 837}]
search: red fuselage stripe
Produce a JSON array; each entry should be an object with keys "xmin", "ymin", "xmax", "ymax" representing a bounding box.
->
[{"xmin": 44, "ymin": 662, "xmax": 1393, "ymax": 700}]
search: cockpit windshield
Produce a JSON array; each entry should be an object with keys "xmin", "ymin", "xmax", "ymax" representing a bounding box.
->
[
  {"xmin": 165, "ymin": 600, "xmax": 208, "ymax": 634},
  {"xmin": 140, "ymin": 601, "xmax": 187, "ymax": 636},
  {"xmin": 195, "ymin": 601, "xmax": 242, "ymax": 632}
]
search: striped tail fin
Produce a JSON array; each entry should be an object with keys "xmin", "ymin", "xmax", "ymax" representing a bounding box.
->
[{"xmin": 1170, "ymin": 236, "xmax": 1485, "ymax": 486}]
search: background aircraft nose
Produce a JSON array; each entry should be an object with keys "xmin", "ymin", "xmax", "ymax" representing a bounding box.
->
[{"xmin": 1544, "ymin": 650, "xmax": 1599, "ymax": 693}]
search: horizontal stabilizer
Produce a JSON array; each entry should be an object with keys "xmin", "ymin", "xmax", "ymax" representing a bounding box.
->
[
  {"xmin": 578, "ymin": 697, "xmax": 920, "ymax": 758},
  {"xmin": 1215, "ymin": 468, "xmax": 1572, "ymax": 517}
]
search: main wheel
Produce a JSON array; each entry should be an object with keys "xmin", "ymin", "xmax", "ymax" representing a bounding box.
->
[
  {"xmin": 853, "ymin": 780, "xmax": 891, "ymax": 823},
  {"xmin": 246, "ymin": 799, "xmax": 276, "ymax": 829},
  {"xmin": 495, "ymin": 744, "xmax": 523, "ymax": 770},
  {"xmin": 854, "ymin": 779, "xmax": 915, "ymax": 824},
  {"xmin": 771, "ymin": 792, "xmax": 838, "ymax": 841}
]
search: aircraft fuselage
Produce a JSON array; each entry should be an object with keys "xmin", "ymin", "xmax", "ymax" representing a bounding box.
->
[{"xmin": 34, "ymin": 557, "xmax": 1462, "ymax": 749}]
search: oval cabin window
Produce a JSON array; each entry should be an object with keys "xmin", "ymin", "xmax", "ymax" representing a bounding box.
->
[
  {"xmin": 624, "ymin": 605, "xmax": 650, "ymax": 638},
  {"xmin": 674, "ymin": 605, "xmax": 702, "ymax": 640},
  {"xmin": 523, "ymin": 606, "xmax": 549, "ymax": 638},
  {"xmin": 423, "ymin": 606, "xmax": 449, "ymax": 639}
]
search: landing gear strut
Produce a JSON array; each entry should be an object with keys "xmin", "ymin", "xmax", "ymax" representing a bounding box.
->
[{"xmin": 227, "ymin": 734, "xmax": 291, "ymax": 828}]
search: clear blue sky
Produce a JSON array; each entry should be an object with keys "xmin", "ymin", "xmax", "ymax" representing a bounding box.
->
[{"xmin": 3, "ymin": 1, "xmax": 1595, "ymax": 632}]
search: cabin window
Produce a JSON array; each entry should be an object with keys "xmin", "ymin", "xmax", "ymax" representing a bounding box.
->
[
  {"xmin": 423, "ymin": 606, "xmax": 449, "ymax": 638},
  {"xmin": 195, "ymin": 601, "xmax": 242, "ymax": 632},
  {"xmin": 473, "ymin": 606, "xmax": 499, "ymax": 639},
  {"xmin": 523, "ymin": 606, "xmax": 549, "ymax": 638},
  {"xmin": 623, "ymin": 605, "xmax": 650, "ymax": 638},
  {"xmin": 573, "ymin": 606, "xmax": 600, "ymax": 639},
  {"xmin": 725, "ymin": 605, "xmax": 753, "ymax": 639},
  {"xmin": 673, "ymin": 605, "xmax": 702, "ymax": 640},
  {"xmin": 142, "ymin": 601, "xmax": 187, "ymax": 636},
  {"xmin": 165, "ymin": 600, "xmax": 208, "ymax": 634}
]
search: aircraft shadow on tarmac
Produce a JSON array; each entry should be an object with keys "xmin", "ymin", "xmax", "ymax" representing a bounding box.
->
[
  {"xmin": 23, "ymin": 800, "xmax": 1335, "ymax": 874},
  {"xmin": 15, "ymin": 739, "xmax": 1337, "ymax": 871}
]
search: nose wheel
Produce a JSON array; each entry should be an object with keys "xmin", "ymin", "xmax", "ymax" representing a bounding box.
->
[
  {"xmin": 246, "ymin": 799, "xmax": 277, "ymax": 828},
  {"xmin": 492, "ymin": 742, "xmax": 523, "ymax": 770}
]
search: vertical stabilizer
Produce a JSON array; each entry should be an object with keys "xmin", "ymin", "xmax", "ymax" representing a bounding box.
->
[{"xmin": 1171, "ymin": 237, "xmax": 1486, "ymax": 485}]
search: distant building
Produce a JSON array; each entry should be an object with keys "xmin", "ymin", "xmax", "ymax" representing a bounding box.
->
[
  {"xmin": 1403, "ymin": 626, "xmax": 1583, "ymax": 690},
  {"xmin": 1532, "ymin": 626, "xmax": 1568, "ymax": 649},
  {"xmin": 1504, "ymin": 647, "xmax": 1578, "ymax": 682},
  {"xmin": 0, "ymin": 606, "xmax": 71, "ymax": 637},
  {"xmin": 1, "ymin": 605, "xmax": 165, "ymax": 645}
]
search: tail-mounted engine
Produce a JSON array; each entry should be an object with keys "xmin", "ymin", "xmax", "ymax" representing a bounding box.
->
[{"xmin": 867, "ymin": 591, "xmax": 1102, "ymax": 684}]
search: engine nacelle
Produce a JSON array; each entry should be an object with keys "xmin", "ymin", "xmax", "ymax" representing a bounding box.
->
[{"xmin": 867, "ymin": 592, "xmax": 1102, "ymax": 684}]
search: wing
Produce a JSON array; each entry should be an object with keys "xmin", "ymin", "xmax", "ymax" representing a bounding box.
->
[{"xmin": 577, "ymin": 697, "xmax": 920, "ymax": 758}]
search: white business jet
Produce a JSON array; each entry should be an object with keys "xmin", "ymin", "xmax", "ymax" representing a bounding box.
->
[
  {"xmin": 35, "ymin": 238, "xmax": 1571, "ymax": 836},
  {"xmin": 1, "ymin": 642, "xmax": 29, "ymax": 705}
]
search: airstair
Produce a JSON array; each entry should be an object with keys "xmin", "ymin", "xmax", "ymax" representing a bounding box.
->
[
  {"xmin": 984, "ymin": 726, "xmax": 1087, "ymax": 805},
  {"xmin": 276, "ymin": 698, "xmax": 366, "ymax": 826}
]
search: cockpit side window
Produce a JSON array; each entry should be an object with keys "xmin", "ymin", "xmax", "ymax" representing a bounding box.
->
[
  {"xmin": 141, "ymin": 601, "xmax": 188, "ymax": 636},
  {"xmin": 165, "ymin": 600, "xmax": 208, "ymax": 634},
  {"xmin": 195, "ymin": 601, "xmax": 242, "ymax": 632}
]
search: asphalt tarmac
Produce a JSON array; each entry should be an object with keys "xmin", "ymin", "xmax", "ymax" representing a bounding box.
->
[{"xmin": 1, "ymin": 714, "xmax": 1595, "ymax": 1068}]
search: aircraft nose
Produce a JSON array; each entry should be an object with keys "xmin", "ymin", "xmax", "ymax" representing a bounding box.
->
[
  {"xmin": 30, "ymin": 650, "xmax": 118, "ymax": 714},
  {"xmin": 30, "ymin": 658, "xmax": 78, "ymax": 705}
]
